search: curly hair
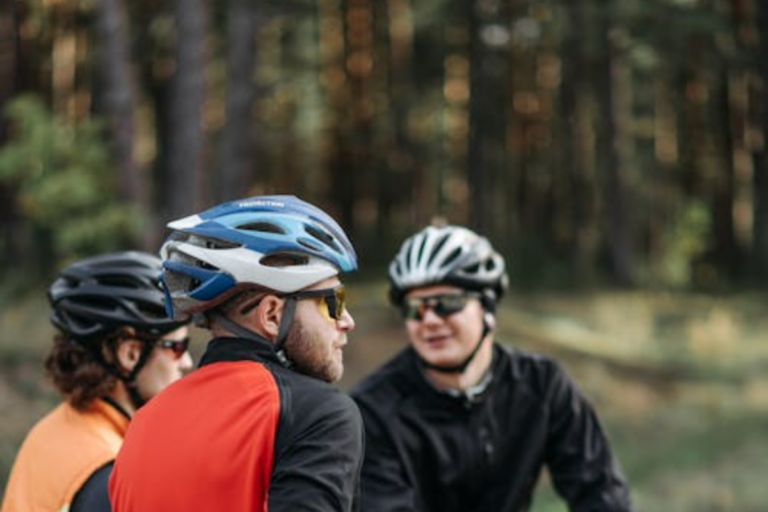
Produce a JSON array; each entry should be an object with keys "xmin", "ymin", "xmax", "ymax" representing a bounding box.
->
[{"xmin": 44, "ymin": 333, "xmax": 122, "ymax": 411}]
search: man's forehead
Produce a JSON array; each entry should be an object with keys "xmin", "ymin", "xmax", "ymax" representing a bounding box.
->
[
  {"xmin": 307, "ymin": 276, "xmax": 342, "ymax": 291},
  {"xmin": 405, "ymin": 284, "xmax": 464, "ymax": 299}
]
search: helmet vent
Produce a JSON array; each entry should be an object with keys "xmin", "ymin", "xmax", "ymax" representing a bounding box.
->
[
  {"xmin": 427, "ymin": 234, "xmax": 450, "ymax": 266},
  {"xmin": 137, "ymin": 302, "xmax": 164, "ymax": 319},
  {"xmin": 261, "ymin": 253, "xmax": 309, "ymax": 267},
  {"xmin": 442, "ymin": 246, "xmax": 463, "ymax": 267},
  {"xmin": 77, "ymin": 296, "xmax": 110, "ymax": 310},
  {"xmin": 240, "ymin": 222, "xmax": 286, "ymax": 235},
  {"xmin": 100, "ymin": 275, "xmax": 142, "ymax": 289},
  {"xmin": 205, "ymin": 239, "xmax": 240, "ymax": 250},
  {"xmin": 304, "ymin": 225, "xmax": 341, "ymax": 254},
  {"xmin": 415, "ymin": 235, "xmax": 428, "ymax": 264},
  {"xmin": 464, "ymin": 262, "xmax": 480, "ymax": 274}
]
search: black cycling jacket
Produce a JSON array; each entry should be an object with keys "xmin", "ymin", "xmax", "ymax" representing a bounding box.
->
[
  {"xmin": 70, "ymin": 462, "xmax": 112, "ymax": 512},
  {"xmin": 110, "ymin": 337, "xmax": 364, "ymax": 512},
  {"xmin": 351, "ymin": 343, "xmax": 634, "ymax": 512}
]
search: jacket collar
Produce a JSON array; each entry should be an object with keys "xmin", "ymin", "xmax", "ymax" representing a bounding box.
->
[{"xmin": 198, "ymin": 336, "xmax": 280, "ymax": 368}]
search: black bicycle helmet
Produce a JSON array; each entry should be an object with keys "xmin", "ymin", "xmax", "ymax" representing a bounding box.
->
[
  {"xmin": 388, "ymin": 225, "xmax": 508, "ymax": 308},
  {"xmin": 49, "ymin": 251, "xmax": 188, "ymax": 343}
]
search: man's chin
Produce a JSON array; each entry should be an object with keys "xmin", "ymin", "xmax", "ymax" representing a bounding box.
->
[{"xmin": 419, "ymin": 350, "xmax": 462, "ymax": 369}]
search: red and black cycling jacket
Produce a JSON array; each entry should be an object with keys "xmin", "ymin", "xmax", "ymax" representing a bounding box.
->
[
  {"xmin": 351, "ymin": 343, "xmax": 634, "ymax": 512},
  {"xmin": 110, "ymin": 337, "xmax": 364, "ymax": 512}
]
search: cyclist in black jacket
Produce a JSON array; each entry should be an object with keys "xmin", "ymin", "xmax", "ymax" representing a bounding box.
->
[{"xmin": 351, "ymin": 224, "xmax": 634, "ymax": 512}]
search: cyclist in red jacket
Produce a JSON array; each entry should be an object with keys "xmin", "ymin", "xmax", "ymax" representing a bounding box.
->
[{"xmin": 109, "ymin": 195, "xmax": 363, "ymax": 512}]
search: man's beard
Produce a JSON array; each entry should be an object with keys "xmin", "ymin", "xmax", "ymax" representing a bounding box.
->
[{"xmin": 283, "ymin": 317, "xmax": 343, "ymax": 383}]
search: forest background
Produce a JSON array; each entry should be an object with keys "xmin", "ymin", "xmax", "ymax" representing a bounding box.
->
[{"xmin": 1, "ymin": 0, "xmax": 768, "ymax": 510}]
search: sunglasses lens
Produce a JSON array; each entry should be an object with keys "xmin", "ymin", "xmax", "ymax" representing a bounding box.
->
[
  {"xmin": 159, "ymin": 337, "xmax": 189, "ymax": 358},
  {"xmin": 403, "ymin": 294, "xmax": 471, "ymax": 321},
  {"xmin": 335, "ymin": 288, "xmax": 346, "ymax": 319},
  {"xmin": 433, "ymin": 295, "xmax": 467, "ymax": 317},
  {"xmin": 172, "ymin": 341, "xmax": 187, "ymax": 357},
  {"xmin": 322, "ymin": 287, "xmax": 346, "ymax": 320},
  {"xmin": 403, "ymin": 300, "xmax": 423, "ymax": 321}
]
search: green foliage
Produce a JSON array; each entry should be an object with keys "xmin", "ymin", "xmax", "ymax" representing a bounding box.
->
[
  {"xmin": 0, "ymin": 95, "xmax": 141, "ymax": 270},
  {"xmin": 658, "ymin": 201, "xmax": 711, "ymax": 287}
]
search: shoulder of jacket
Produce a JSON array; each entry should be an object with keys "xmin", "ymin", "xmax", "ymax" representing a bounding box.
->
[
  {"xmin": 497, "ymin": 342, "xmax": 561, "ymax": 371},
  {"xmin": 495, "ymin": 343, "xmax": 570, "ymax": 396},
  {"xmin": 277, "ymin": 368, "xmax": 360, "ymax": 418},
  {"xmin": 350, "ymin": 349, "xmax": 414, "ymax": 409}
]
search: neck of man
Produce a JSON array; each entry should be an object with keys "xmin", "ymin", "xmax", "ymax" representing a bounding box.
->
[{"xmin": 423, "ymin": 334, "xmax": 494, "ymax": 392}]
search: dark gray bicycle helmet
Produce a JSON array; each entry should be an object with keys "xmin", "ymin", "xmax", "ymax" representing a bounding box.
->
[
  {"xmin": 49, "ymin": 251, "xmax": 188, "ymax": 343},
  {"xmin": 388, "ymin": 224, "xmax": 508, "ymax": 308}
]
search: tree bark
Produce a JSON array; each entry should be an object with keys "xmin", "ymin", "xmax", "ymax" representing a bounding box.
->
[
  {"xmin": 595, "ymin": 2, "xmax": 635, "ymax": 286},
  {"xmin": 711, "ymin": 69, "xmax": 740, "ymax": 278},
  {"xmin": 215, "ymin": 0, "xmax": 256, "ymax": 203},
  {"xmin": 560, "ymin": 0, "xmax": 594, "ymax": 276},
  {"xmin": 0, "ymin": 0, "xmax": 20, "ymax": 269},
  {"xmin": 467, "ymin": 0, "xmax": 510, "ymax": 237},
  {"xmin": 165, "ymin": 0, "xmax": 207, "ymax": 220},
  {"xmin": 752, "ymin": 1, "xmax": 768, "ymax": 279},
  {"xmin": 0, "ymin": 0, "xmax": 17, "ymax": 142},
  {"xmin": 93, "ymin": 0, "xmax": 144, "ymax": 208}
]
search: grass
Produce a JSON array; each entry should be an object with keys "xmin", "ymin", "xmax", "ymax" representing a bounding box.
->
[{"xmin": 2, "ymin": 284, "xmax": 768, "ymax": 510}]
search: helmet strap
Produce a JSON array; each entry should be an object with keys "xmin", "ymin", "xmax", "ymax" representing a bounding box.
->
[
  {"xmin": 71, "ymin": 336, "xmax": 151, "ymax": 409},
  {"xmin": 213, "ymin": 307, "xmax": 295, "ymax": 369},
  {"xmin": 100, "ymin": 395, "xmax": 132, "ymax": 420},
  {"xmin": 123, "ymin": 341, "xmax": 157, "ymax": 409},
  {"xmin": 417, "ymin": 315, "xmax": 492, "ymax": 374},
  {"xmin": 274, "ymin": 297, "xmax": 297, "ymax": 368}
]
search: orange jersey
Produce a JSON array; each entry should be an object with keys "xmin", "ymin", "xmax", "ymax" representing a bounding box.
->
[{"xmin": 1, "ymin": 399, "xmax": 129, "ymax": 512}]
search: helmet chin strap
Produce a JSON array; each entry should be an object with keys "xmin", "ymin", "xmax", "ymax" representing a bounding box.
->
[
  {"xmin": 212, "ymin": 297, "xmax": 297, "ymax": 369},
  {"xmin": 123, "ymin": 342, "xmax": 159, "ymax": 410},
  {"xmin": 417, "ymin": 313, "xmax": 493, "ymax": 374},
  {"xmin": 73, "ymin": 336, "xmax": 154, "ymax": 412}
]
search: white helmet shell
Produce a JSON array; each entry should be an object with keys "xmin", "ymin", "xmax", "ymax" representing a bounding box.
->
[{"xmin": 388, "ymin": 225, "xmax": 508, "ymax": 305}]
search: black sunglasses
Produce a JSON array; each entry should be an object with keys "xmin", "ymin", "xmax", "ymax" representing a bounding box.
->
[
  {"xmin": 155, "ymin": 336, "xmax": 190, "ymax": 358},
  {"xmin": 283, "ymin": 285, "xmax": 346, "ymax": 321},
  {"xmin": 402, "ymin": 292, "xmax": 480, "ymax": 321},
  {"xmin": 136, "ymin": 334, "xmax": 190, "ymax": 359}
]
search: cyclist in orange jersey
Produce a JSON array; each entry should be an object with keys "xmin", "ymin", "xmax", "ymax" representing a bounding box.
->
[{"xmin": 1, "ymin": 252, "xmax": 192, "ymax": 512}]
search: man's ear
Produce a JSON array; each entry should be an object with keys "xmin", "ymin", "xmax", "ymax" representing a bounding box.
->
[
  {"xmin": 115, "ymin": 338, "xmax": 144, "ymax": 373},
  {"xmin": 245, "ymin": 295, "xmax": 284, "ymax": 341}
]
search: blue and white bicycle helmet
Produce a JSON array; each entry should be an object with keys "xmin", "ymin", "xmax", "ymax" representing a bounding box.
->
[
  {"xmin": 388, "ymin": 224, "xmax": 508, "ymax": 308},
  {"xmin": 160, "ymin": 195, "xmax": 358, "ymax": 319}
]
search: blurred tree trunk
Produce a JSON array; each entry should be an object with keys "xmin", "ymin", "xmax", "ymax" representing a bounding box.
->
[
  {"xmin": 0, "ymin": 0, "xmax": 20, "ymax": 269},
  {"xmin": 710, "ymin": 69, "xmax": 739, "ymax": 277},
  {"xmin": 595, "ymin": 3, "xmax": 634, "ymax": 286},
  {"xmin": 165, "ymin": 0, "xmax": 207, "ymax": 220},
  {"xmin": 560, "ymin": 0, "xmax": 594, "ymax": 276},
  {"xmin": 467, "ymin": 0, "xmax": 510, "ymax": 237},
  {"xmin": 214, "ymin": 0, "xmax": 256, "ymax": 202},
  {"xmin": 320, "ymin": 0, "xmax": 353, "ymax": 230},
  {"xmin": 752, "ymin": 0, "xmax": 768, "ymax": 279},
  {"xmin": 93, "ymin": 0, "xmax": 146, "ymax": 224},
  {"xmin": 329, "ymin": 0, "xmax": 374, "ymax": 237},
  {"xmin": 0, "ymin": 0, "xmax": 16, "ymax": 140},
  {"xmin": 370, "ymin": 0, "xmax": 401, "ymax": 255}
]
